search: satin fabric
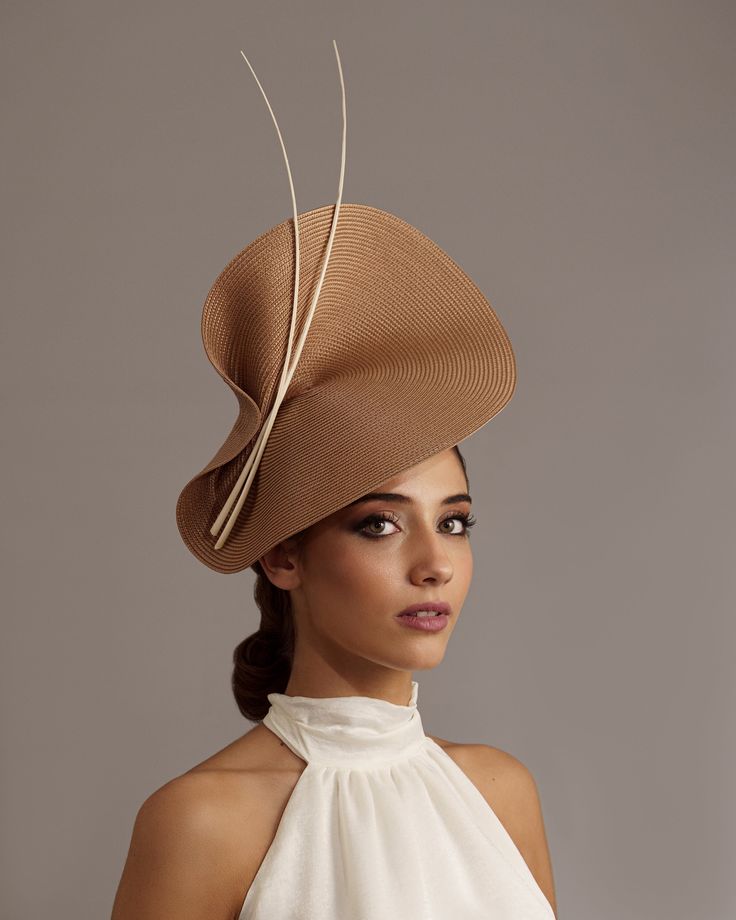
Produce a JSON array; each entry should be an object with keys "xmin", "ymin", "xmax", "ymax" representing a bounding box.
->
[{"xmin": 238, "ymin": 680, "xmax": 555, "ymax": 919}]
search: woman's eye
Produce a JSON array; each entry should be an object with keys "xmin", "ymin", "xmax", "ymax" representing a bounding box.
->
[
  {"xmin": 357, "ymin": 512, "xmax": 476, "ymax": 539},
  {"xmin": 439, "ymin": 514, "xmax": 476, "ymax": 535},
  {"xmin": 440, "ymin": 517, "xmax": 464, "ymax": 534},
  {"xmin": 358, "ymin": 513, "xmax": 400, "ymax": 537}
]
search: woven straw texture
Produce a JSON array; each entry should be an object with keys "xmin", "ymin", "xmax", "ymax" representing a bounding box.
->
[{"xmin": 176, "ymin": 202, "xmax": 516, "ymax": 574}]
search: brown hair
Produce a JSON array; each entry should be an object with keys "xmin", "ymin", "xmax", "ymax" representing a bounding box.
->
[{"xmin": 232, "ymin": 445, "xmax": 469, "ymax": 721}]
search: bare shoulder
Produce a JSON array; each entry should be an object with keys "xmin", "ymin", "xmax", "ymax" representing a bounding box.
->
[
  {"xmin": 427, "ymin": 734, "xmax": 537, "ymax": 805},
  {"xmin": 427, "ymin": 736, "xmax": 557, "ymax": 918},
  {"xmin": 112, "ymin": 724, "xmax": 302, "ymax": 920}
]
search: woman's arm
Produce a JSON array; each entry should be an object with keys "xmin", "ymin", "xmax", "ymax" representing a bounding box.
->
[{"xmin": 111, "ymin": 774, "xmax": 250, "ymax": 920}]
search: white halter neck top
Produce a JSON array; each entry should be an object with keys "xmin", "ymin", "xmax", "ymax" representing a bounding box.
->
[{"xmin": 238, "ymin": 680, "xmax": 555, "ymax": 919}]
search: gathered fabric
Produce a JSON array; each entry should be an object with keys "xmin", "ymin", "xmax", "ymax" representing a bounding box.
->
[{"xmin": 238, "ymin": 680, "xmax": 555, "ymax": 919}]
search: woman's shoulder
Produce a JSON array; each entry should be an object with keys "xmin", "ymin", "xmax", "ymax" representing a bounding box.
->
[
  {"xmin": 112, "ymin": 725, "xmax": 300, "ymax": 920},
  {"xmin": 429, "ymin": 734, "xmax": 557, "ymax": 917},
  {"xmin": 429, "ymin": 733, "xmax": 534, "ymax": 776},
  {"xmin": 113, "ymin": 769, "xmax": 253, "ymax": 919},
  {"xmin": 427, "ymin": 733, "xmax": 545, "ymax": 841},
  {"xmin": 426, "ymin": 734, "xmax": 541, "ymax": 839},
  {"xmin": 144, "ymin": 722, "xmax": 305, "ymax": 861}
]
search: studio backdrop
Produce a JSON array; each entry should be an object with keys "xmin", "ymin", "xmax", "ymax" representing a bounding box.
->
[{"xmin": 1, "ymin": 2, "xmax": 734, "ymax": 919}]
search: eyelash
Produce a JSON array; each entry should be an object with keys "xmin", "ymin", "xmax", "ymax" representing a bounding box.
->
[{"xmin": 356, "ymin": 511, "xmax": 477, "ymax": 539}]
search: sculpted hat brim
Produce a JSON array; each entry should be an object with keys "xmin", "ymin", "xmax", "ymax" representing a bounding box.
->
[{"xmin": 176, "ymin": 201, "xmax": 516, "ymax": 574}]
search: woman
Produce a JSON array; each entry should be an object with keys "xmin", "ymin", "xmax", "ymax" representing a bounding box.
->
[
  {"xmin": 112, "ymin": 447, "xmax": 557, "ymax": 919},
  {"xmin": 112, "ymin": 42, "xmax": 558, "ymax": 919}
]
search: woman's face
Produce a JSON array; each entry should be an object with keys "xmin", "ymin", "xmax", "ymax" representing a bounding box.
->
[{"xmin": 263, "ymin": 448, "xmax": 475, "ymax": 678}]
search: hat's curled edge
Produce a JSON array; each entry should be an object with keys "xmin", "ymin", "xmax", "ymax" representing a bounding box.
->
[{"xmin": 176, "ymin": 202, "xmax": 516, "ymax": 574}]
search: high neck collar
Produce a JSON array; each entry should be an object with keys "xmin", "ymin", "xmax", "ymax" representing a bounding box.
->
[{"xmin": 262, "ymin": 680, "xmax": 428, "ymax": 767}]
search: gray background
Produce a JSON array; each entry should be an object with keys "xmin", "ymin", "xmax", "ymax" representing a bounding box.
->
[{"xmin": 2, "ymin": 1, "xmax": 734, "ymax": 918}]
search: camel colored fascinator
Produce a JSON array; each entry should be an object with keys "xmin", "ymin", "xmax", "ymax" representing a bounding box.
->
[{"xmin": 176, "ymin": 41, "xmax": 517, "ymax": 574}]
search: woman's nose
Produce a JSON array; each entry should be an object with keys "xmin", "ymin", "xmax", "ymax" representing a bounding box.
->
[{"xmin": 407, "ymin": 532, "xmax": 455, "ymax": 585}]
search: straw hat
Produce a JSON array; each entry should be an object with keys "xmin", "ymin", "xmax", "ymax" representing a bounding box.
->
[{"xmin": 175, "ymin": 43, "xmax": 516, "ymax": 574}]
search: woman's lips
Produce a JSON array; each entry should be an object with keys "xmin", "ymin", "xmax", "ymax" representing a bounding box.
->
[
  {"xmin": 395, "ymin": 612, "xmax": 450, "ymax": 632},
  {"xmin": 396, "ymin": 601, "xmax": 451, "ymax": 617}
]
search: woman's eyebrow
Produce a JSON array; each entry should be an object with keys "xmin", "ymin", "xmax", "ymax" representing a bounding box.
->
[{"xmin": 347, "ymin": 491, "xmax": 472, "ymax": 507}]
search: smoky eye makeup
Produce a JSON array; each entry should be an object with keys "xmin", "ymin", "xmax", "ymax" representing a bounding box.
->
[{"xmin": 353, "ymin": 509, "xmax": 477, "ymax": 539}]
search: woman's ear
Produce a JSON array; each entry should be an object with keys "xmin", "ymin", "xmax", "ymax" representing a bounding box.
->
[{"xmin": 258, "ymin": 536, "xmax": 302, "ymax": 591}]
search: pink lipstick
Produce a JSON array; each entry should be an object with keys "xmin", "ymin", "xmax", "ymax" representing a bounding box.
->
[{"xmin": 395, "ymin": 601, "xmax": 450, "ymax": 632}]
